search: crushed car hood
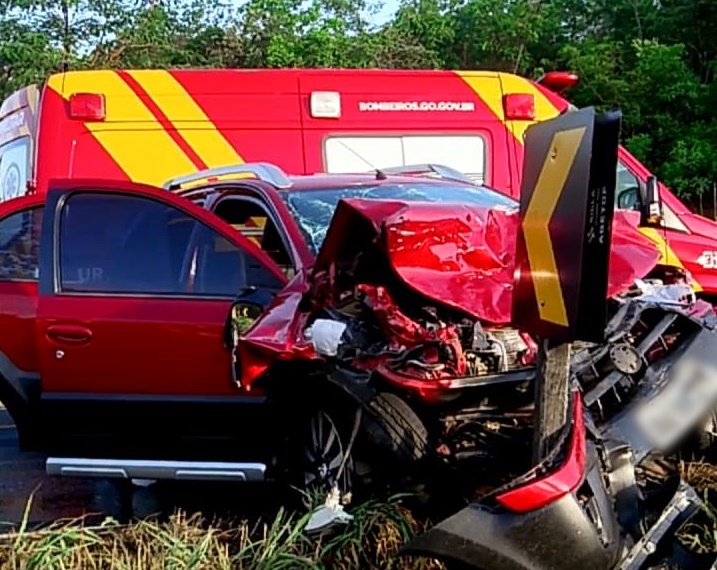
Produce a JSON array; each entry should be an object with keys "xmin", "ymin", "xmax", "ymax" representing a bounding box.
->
[
  {"xmin": 236, "ymin": 199, "xmax": 661, "ymax": 387},
  {"xmin": 311, "ymin": 199, "xmax": 660, "ymax": 323}
]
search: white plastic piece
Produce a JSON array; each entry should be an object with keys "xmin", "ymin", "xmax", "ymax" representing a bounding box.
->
[
  {"xmin": 306, "ymin": 319, "xmax": 347, "ymax": 356},
  {"xmin": 305, "ymin": 485, "xmax": 354, "ymax": 534},
  {"xmin": 310, "ymin": 91, "xmax": 341, "ymax": 118},
  {"xmin": 631, "ymin": 279, "xmax": 695, "ymax": 306}
]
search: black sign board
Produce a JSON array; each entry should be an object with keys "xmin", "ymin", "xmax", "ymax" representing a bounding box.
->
[{"xmin": 512, "ymin": 106, "xmax": 621, "ymax": 343}]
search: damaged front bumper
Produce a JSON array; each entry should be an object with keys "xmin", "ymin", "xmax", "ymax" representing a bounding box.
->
[
  {"xmin": 402, "ymin": 474, "xmax": 708, "ymax": 570},
  {"xmin": 402, "ymin": 306, "xmax": 717, "ymax": 570},
  {"xmin": 401, "ymin": 437, "xmax": 623, "ymax": 570}
]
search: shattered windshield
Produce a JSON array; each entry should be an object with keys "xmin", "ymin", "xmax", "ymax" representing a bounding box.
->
[{"xmin": 278, "ymin": 182, "xmax": 518, "ymax": 255}]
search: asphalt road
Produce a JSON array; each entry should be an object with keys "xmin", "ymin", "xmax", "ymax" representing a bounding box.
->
[
  {"xmin": 0, "ymin": 407, "xmax": 100, "ymax": 529},
  {"xmin": 0, "ymin": 405, "xmax": 292, "ymax": 530}
]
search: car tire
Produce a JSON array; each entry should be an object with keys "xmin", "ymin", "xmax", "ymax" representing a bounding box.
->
[
  {"xmin": 92, "ymin": 478, "xmax": 131, "ymax": 522},
  {"xmin": 361, "ymin": 392, "xmax": 430, "ymax": 464},
  {"xmin": 278, "ymin": 386, "xmax": 358, "ymax": 502}
]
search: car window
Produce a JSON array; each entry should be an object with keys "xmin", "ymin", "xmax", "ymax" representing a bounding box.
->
[
  {"xmin": 58, "ymin": 192, "xmax": 283, "ymax": 297},
  {"xmin": 324, "ymin": 135, "xmax": 487, "ymax": 184},
  {"xmin": 278, "ymin": 182, "xmax": 518, "ymax": 255},
  {"xmin": 0, "ymin": 206, "xmax": 43, "ymax": 281},
  {"xmin": 213, "ymin": 197, "xmax": 295, "ymax": 279}
]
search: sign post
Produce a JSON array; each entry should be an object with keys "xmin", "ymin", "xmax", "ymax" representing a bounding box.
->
[{"xmin": 511, "ymin": 106, "xmax": 622, "ymax": 465}]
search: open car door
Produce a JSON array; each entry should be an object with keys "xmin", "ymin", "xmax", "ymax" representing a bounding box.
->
[{"xmin": 35, "ymin": 178, "xmax": 287, "ymax": 469}]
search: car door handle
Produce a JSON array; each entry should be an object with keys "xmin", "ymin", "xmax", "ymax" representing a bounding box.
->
[{"xmin": 45, "ymin": 324, "xmax": 92, "ymax": 346}]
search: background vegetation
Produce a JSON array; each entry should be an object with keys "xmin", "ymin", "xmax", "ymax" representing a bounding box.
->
[{"xmin": 1, "ymin": 0, "xmax": 716, "ymax": 205}]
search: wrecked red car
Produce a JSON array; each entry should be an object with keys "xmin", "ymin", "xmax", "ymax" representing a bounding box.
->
[
  {"xmin": 0, "ymin": 161, "xmax": 658, "ymax": 473},
  {"xmin": 0, "ymin": 159, "xmax": 716, "ymax": 569}
]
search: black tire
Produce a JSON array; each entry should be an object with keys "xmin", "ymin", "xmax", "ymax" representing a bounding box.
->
[
  {"xmin": 277, "ymin": 384, "xmax": 359, "ymax": 502},
  {"xmin": 361, "ymin": 392, "xmax": 430, "ymax": 464},
  {"xmin": 92, "ymin": 479, "xmax": 131, "ymax": 522}
]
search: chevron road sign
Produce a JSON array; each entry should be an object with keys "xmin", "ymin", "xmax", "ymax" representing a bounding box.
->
[{"xmin": 512, "ymin": 106, "xmax": 622, "ymax": 344}]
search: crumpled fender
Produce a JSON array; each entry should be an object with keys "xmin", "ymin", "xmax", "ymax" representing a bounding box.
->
[{"xmin": 236, "ymin": 270, "xmax": 316, "ymax": 387}]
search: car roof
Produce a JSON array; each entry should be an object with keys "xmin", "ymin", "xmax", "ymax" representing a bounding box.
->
[
  {"xmin": 278, "ymin": 173, "xmax": 478, "ymax": 191},
  {"xmin": 177, "ymin": 173, "xmax": 492, "ymax": 198}
]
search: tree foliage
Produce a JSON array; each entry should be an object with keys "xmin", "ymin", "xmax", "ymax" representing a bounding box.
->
[{"xmin": 1, "ymin": 0, "xmax": 715, "ymax": 200}]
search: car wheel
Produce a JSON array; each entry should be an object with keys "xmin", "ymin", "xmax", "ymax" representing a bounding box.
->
[
  {"xmin": 362, "ymin": 392, "xmax": 430, "ymax": 464},
  {"xmin": 304, "ymin": 409, "xmax": 354, "ymax": 491},
  {"xmin": 92, "ymin": 478, "xmax": 131, "ymax": 522}
]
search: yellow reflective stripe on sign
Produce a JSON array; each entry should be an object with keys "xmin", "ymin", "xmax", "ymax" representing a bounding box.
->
[{"xmin": 523, "ymin": 126, "xmax": 587, "ymax": 327}]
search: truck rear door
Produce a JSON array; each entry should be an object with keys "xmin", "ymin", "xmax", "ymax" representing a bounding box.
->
[{"xmin": 34, "ymin": 178, "xmax": 287, "ymax": 459}]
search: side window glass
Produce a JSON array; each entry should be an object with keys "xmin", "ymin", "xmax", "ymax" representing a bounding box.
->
[
  {"xmin": 58, "ymin": 193, "xmax": 283, "ymax": 297},
  {"xmin": 0, "ymin": 138, "xmax": 30, "ymax": 202},
  {"xmin": 193, "ymin": 227, "xmax": 284, "ymax": 296},
  {"xmin": 0, "ymin": 207, "xmax": 43, "ymax": 281},
  {"xmin": 213, "ymin": 198, "xmax": 295, "ymax": 279},
  {"xmin": 615, "ymin": 160, "xmax": 641, "ymax": 211}
]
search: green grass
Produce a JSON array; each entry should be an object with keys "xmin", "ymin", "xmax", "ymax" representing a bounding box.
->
[
  {"xmin": 3, "ymin": 459, "xmax": 715, "ymax": 569},
  {"xmin": 0, "ymin": 492, "xmax": 445, "ymax": 570},
  {"xmin": 677, "ymin": 460, "xmax": 717, "ymax": 554}
]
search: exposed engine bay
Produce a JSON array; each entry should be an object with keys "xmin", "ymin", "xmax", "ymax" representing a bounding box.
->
[{"xmin": 304, "ymin": 283, "xmax": 537, "ymax": 392}]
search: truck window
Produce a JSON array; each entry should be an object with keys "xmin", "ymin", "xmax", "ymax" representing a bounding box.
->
[
  {"xmin": 323, "ymin": 135, "xmax": 486, "ymax": 184},
  {"xmin": 0, "ymin": 138, "xmax": 30, "ymax": 202},
  {"xmin": 57, "ymin": 193, "xmax": 283, "ymax": 297},
  {"xmin": 0, "ymin": 206, "xmax": 43, "ymax": 281},
  {"xmin": 615, "ymin": 160, "xmax": 641, "ymax": 211}
]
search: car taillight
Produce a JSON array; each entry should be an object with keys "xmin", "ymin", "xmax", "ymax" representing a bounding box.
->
[
  {"xmin": 503, "ymin": 93, "xmax": 535, "ymax": 121},
  {"xmin": 69, "ymin": 93, "xmax": 106, "ymax": 121},
  {"xmin": 495, "ymin": 391, "xmax": 586, "ymax": 512}
]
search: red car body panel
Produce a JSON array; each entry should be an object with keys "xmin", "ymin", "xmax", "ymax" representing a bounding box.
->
[
  {"xmin": 36, "ymin": 179, "xmax": 287, "ymax": 397},
  {"xmin": 39, "ymin": 296, "xmax": 238, "ymax": 396},
  {"xmin": 495, "ymin": 391, "xmax": 586, "ymax": 512},
  {"xmin": 237, "ymin": 198, "xmax": 662, "ymax": 388},
  {"xmin": 0, "ymin": 194, "xmax": 44, "ymax": 372}
]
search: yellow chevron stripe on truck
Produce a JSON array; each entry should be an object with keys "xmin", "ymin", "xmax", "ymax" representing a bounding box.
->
[
  {"xmin": 125, "ymin": 70, "xmax": 243, "ymax": 169},
  {"xmin": 455, "ymin": 71, "xmax": 561, "ymax": 146},
  {"xmin": 639, "ymin": 227, "xmax": 703, "ymax": 292},
  {"xmin": 46, "ymin": 71, "xmax": 196, "ymax": 186}
]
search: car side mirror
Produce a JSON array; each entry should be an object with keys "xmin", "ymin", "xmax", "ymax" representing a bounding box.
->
[
  {"xmin": 643, "ymin": 175, "xmax": 662, "ymax": 225},
  {"xmin": 225, "ymin": 299, "xmax": 265, "ymax": 388},
  {"xmin": 231, "ymin": 301, "xmax": 264, "ymax": 335},
  {"xmin": 223, "ymin": 286, "xmax": 274, "ymax": 348}
]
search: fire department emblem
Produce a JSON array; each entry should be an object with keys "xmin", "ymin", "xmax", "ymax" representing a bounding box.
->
[{"xmin": 1, "ymin": 163, "xmax": 21, "ymax": 201}]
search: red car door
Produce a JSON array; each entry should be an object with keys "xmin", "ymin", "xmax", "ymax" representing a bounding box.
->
[{"xmin": 35, "ymin": 179, "xmax": 287, "ymax": 462}]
